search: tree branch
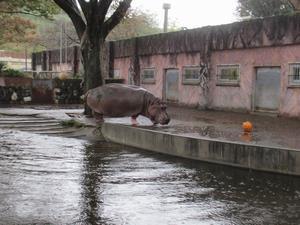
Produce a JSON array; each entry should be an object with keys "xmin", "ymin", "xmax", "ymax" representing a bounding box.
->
[
  {"xmin": 288, "ymin": 0, "xmax": 300, "ymax": 11},
  {"xmin": 103, "ymin": 0, "xmax": 132, "ymax": 37},
  {"xmin": 98, "ymin": 0, "xmax": 114, "ymax": 25},
  {"xmin": 65, "ymin": 32, "xmax": 80, "ymax": 45},
  {"xmin": 53, "ymin": 0, "xmax": 86, "ymax": 39},
  {"xmin": 77, "ymin": 0, "xmax": 90, "ymax": 20},
  {"xmin": 0, "ymin": 10, "xmax": 43, "ymax": 17}
]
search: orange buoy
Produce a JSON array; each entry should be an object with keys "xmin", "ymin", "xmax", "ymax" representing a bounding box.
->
[{"xmin": 242, "ymin": 121, "xmax": 253, "ymax": 133}]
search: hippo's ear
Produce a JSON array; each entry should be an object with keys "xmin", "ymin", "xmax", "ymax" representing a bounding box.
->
[{"xmin": 151, "ymin": 98, "xmax": 161, "ymax": 105}]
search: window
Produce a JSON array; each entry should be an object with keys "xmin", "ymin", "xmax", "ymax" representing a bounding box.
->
[
  {"xmin": 289, "ymin": 63, "xmax": 300, "ymax": 86},
  {"xmin": 141, "ymin": 68, "xmax": 155, "ymax": 84},
  {"xmin": 217, "ymin": 65, "xmax": 240, "ymax": 85},
  {"xmin": 113, "ymin": 69, "xmax": 120, "ymax": 78},
  {"xmin": 182, "ymin": 66, "xmax": 200, "ymax": 85}
]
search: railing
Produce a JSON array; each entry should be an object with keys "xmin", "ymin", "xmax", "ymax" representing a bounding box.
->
[
  {"xmin": 216, "ymin": 74, "xmax": 240, "ymax": 86},
  {"xmin": 288, "ymin": 75, "xmax": 300, "ymax": 86}
]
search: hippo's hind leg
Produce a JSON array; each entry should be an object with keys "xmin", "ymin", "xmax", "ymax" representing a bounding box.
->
[
  {"xmin": 131, "ymin": 115, "xmax": 139, "ymax": 126},
  {"xmin": 93, "ymin": 111, "xmax": 104, "ymax": 123}
]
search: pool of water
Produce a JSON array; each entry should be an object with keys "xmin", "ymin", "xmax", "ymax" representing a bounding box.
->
[{"xmin": 0, "ymin": 129, "xmax": 299, "ymax": 225}]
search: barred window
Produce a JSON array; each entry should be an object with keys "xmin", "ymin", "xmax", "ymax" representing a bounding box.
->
[
  {"xmin": 289, "ymin": 64, "xmax": 300, "ymax": 85},
  {"xmin": 217, "ymin": 65, "xmax": 240, "ymax": 85},
  {"xmin": 141, "ymin": 68, "xmax": 155, "ymax": 84},
  {"xmin": 113, "ymin": 69, "xmax": 120, "ymax": 78},
  {"xmin": 182, "ymin": 66, "xmax": 200, "ymax": 85}
]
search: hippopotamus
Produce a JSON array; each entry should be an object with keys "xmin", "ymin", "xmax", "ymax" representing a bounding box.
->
[{"xmin": 85, "ymin": 83, "xmax": 170, "ymax": 125}]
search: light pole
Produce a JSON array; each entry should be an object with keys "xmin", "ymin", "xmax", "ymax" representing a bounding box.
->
[
  {"xmin": 59, "ymin": 22, "xmax": 63, "ymax": 70},
  {"xmin": 163, "ymin": 3, "xmax": 171, "ymax": 33}
]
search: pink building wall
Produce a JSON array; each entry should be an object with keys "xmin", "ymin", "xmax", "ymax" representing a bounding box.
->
[
  {"xmin": 114, "ymin": 53, "xmax": 206, "ymax": 107},
  {"xmin": 114, "ymin": 44, "xmax": 300, "ymax": 118},
  {"xmin": 210, "ymin": 45, "xmax": 300, "ymax": 117}
]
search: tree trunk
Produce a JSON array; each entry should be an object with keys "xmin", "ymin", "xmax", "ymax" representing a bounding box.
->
[
  {"xmin": 53, "ymin": 0, "xmax": 133, "ymax": 115},
  {"xmin": 289, "ymin": 0, "xmax": 300, "ymax": 11},
  {"xmin": 81, "ymin": 33, "xmax": 104, "ymax": 115}
]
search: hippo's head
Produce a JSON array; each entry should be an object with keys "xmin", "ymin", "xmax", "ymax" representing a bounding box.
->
[{"xmin": 147, "ymin": 101, "xmax": 170, "ymax": 125}]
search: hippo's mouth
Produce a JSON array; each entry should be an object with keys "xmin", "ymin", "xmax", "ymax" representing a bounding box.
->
[
  {"xmin": 149, "ymin": 116, "xmax": 157, "ymax": 124},
  {"xmin": 159, "ymin": 117, "xmax": 170, "ymax": 125},
  {"xmin": 151, "ymin": 119, "xmax": 158, "ymax": 125}
]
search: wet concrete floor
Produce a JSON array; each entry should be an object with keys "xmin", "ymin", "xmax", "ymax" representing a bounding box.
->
[
  {"xmin": 2, "ymin": 104, "xmax": 300, "ymax": 149},
  {"xmin": 0, "ymin": 129, "xmax": 300, "ymax": 225},
  {"xmin": 150, "ymin": 106, "xmax": 300, "ymax": 150}
]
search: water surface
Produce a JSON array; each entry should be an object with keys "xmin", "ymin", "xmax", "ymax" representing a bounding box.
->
[{"xmin": 0, "ymin": 129, "xmax": 299, "ymax": 225}]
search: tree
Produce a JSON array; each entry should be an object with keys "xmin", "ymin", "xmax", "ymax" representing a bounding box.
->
[
  {"xmin": 0, "ymin": 15, "xmax": 36, "ymax": 45},
  {"xmin": 236, "ymin": 0, "xmax": 295, "ymax": 18},
  {"xmin": 35, "ymin": 9, "xmax": 161, "ymax": 50},
  {"xmin": 34, "ymin": 14, "xmax": 79, "ymax": 50},
  {"xmin": 0, "ymin": 0, "xmax": 58, "ymax": 18},
  {"xmin": 108, "ymin": 9, "xmax": 161, "ymax": 41},
  {"xmin": 0, "ymin": 0, "xmax": 59, "ymax": 47},
  {"xmin": 53, "ymin": 0, "xmax": 132, "ymax": 115}
]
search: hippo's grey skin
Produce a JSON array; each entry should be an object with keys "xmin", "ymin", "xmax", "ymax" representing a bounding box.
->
[{"xmin": 85, "ymin": 83, "xmax": 170, "ymax": 125}]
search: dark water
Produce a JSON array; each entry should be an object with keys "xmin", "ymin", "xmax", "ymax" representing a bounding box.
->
[{"xmin": 0, "ymin": 130, "xmax": 300, "ymax": 225}]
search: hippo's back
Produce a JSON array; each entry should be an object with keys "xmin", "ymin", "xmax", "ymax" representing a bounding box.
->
[{"xmin": 86, "ymin": 83, "xmax": 148, "ymax": 117}]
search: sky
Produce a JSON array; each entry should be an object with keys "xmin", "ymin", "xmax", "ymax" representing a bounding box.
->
[{"xmin": 131, "ymin": 0, "xmax": 239, "ymax": 29}]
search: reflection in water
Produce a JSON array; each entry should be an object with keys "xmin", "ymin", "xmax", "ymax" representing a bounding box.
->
[{"xmin": 0, "ymin": 129, "xmax": 300, "ymax": 225}]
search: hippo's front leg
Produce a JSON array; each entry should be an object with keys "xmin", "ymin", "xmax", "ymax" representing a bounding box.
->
[
  {"xmin": 131, "ymin": 115, "xmax": 139, "ymax": 126},
  {"xmin": 93, "ymin": 111, "xmax": 104, "ymax": 123}
]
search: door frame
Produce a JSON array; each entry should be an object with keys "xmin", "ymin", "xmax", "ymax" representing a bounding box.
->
[
  {"xmin": 252, "ymin": 66, "xmax": 281, "ymax": 113},
  {"xmin": 163, "ymin": 68, "xmax": 179, "ymax": 102}
]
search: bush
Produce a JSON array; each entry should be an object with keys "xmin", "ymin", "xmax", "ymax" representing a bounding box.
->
[
  {"xmin": 0, "ymin": 61, "xmax": 7, "ymax": 72},
  {"xmin": 0, "ymin": 61, "xmax": 26, "ymax": 77},
  {"xmin": 0, "ymin": 68, "xmax": 25, "ymax": 77}
]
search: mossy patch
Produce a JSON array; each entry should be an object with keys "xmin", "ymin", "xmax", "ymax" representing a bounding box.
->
[{"xmin": 60, "ymin": 119, "xmax": 85, "ymax": 128}]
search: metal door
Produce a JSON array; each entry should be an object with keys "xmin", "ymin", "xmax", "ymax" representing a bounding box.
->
[
  {"xmin": 165, "ymin": 69, "xmax": 179, "ymax": 102},
  {"xmin": 254, "ymin": 67, "xmax": 281, "ymax": 112}
]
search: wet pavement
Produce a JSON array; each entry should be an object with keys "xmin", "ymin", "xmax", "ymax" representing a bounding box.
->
[
  {"xmin": 0, "ymin": 128, "xmax": 300, "ymax": 225},
  {"xmin": 2, "ymin": 104, "xmax": 300, "ymax": 150},
  {"xmin": 145, "ymin": 106, "xmax": 300, "ymax": 150}
]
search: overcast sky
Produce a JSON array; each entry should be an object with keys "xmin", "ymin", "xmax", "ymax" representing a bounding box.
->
[{"xmin": 131, "ymin": 0, "xmax": 239, "ymax": 29}]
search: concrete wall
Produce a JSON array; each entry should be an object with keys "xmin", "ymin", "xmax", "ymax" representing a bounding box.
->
[
  {"xmin": 0, "ymin": 77, "xmax": 32, "ymax": 87},
  {"xmin": 102, "ymin": 123, "xmax": 300, "ymax": 176},
  {"xmin": 0, "ymin": 50, "xmax": 31, "ymax": 71},
  {"xmin": 0, "ymin": 57, "xmax": 31, "ymax": 71}
]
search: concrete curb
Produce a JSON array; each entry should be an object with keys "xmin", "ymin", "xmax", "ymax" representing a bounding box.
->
[{"xmin": 102, "ymin": 123, "xmax": 300, "ymax": 176}]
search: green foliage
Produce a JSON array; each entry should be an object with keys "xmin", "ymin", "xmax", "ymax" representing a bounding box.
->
[
  {"xmin": 0, "ymin": 68, "xmax": 25, "ymax": 77},
  {"xmin": 0, "ymin": 0, "xmax": 60, "ymax": 19},
  {"xmin": 0, "ymin": 0, "xmax": 60, "ymax": 47},
  {"xmin": 237, "ymin": 0, "xmax": 295, "ymax": 18},
  {"xmin": 0, "ymin": 61, "xmax": 7, "ymax": 72},
  {"xmin": 108, "ymin": 9, "xmax": 162, "ymax": 40},
  {"xmin": 0, "ymin": 61, "xmax": 26, "ymax": 77}
]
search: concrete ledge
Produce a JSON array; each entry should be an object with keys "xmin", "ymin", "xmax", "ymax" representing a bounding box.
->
[{"xmin": 102, "ymin": 123, "xmax": 300, "ymax": 176}]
